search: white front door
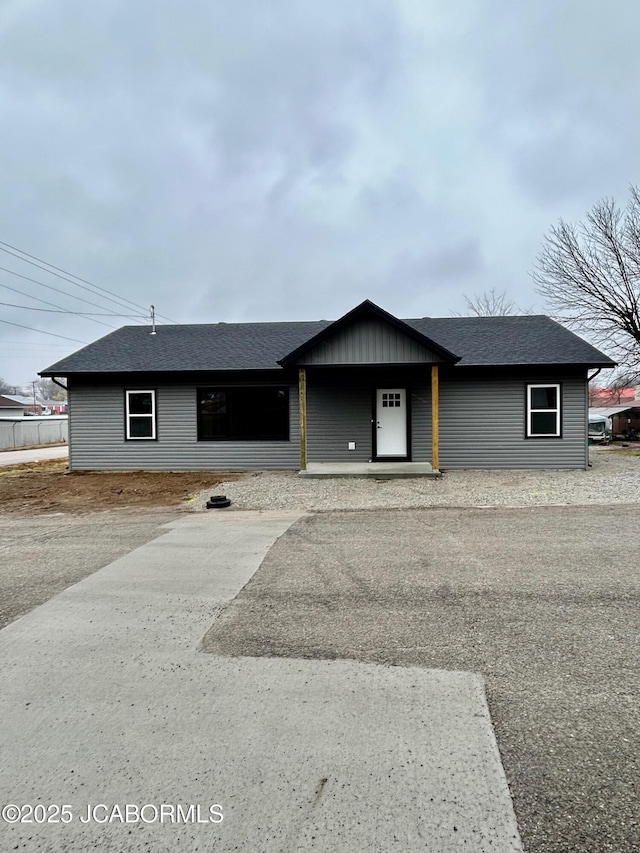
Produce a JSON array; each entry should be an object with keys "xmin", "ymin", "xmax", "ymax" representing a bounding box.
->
[{"xmin": 376, "ymin": 389, "xmax": 407, "ymax": 458}]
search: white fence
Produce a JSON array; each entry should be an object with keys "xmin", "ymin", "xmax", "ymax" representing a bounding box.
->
[{"xmin": 0, "ymin": 416, "xmax": 68, "ymax": 450}]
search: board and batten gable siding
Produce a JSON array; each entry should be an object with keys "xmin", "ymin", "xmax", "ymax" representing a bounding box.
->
[
  {"xmin": 297, "ymin": 316, "xmax": 441, "ymax": 365},
  {"xmin": 438, "ymin": 369, "xmax": 589, "ymax": 469},
  {"xmin": 67, "ymin": 377, "xmax": 299, "ymax": 471}
]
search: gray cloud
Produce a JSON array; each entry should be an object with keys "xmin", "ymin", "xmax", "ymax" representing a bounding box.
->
[{"xmin": 0, "ymin": 0, "xmax": 638, "ymax": 383}]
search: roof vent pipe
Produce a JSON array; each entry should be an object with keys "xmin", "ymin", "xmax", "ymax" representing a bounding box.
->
[{"xmin": 150, "ymin": 305, "xmax": 156, "ymax": 335}]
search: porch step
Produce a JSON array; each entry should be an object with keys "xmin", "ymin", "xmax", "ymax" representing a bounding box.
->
[{"xmin": 298, "ymin": 462, "xmax": 441, "ymax": 479}]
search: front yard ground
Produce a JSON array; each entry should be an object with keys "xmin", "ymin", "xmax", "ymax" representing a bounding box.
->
[
  {"xmin": 1, "ymin": 445, "xmax": 639, "ymax": 516},
  {"xmin": 0, "ymin": 459, "xmax": 239, "ymax": 514}
]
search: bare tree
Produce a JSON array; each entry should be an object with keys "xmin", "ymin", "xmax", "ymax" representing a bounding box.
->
[
  {"xmin": 36, "ymin": 377, "xmax": 66, "ymax": 401},
  {"xmin": 0, "ymin": 376, "xmax": 15, "ymax": 394},
  {"xmin": 532, "ymin": 186, "xmax": 640, "ymax": 378},
  {"xmin": 454, "ymin": 287, "xmax": 530, "ymax": 316}
]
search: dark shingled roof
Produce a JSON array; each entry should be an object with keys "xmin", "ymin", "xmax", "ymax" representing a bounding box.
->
[
  {"xmin": 407, "ymin": 315, "xmax": 615, "ymax": 367},
  {"xmin": 40, "ymin": 321, "xmax": 332, "ymax": 375},
  {"xmin": 40, "ymin": 313, "xmax": 614, "ymax": 376}
]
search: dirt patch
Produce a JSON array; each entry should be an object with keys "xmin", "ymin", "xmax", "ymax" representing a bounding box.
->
[
  {"xmin": 0, "ymin": 460, "xmax": 243, "ymax": 515},
  {"xmin": 603, "ymin": 440, "xmax": 640, "ymax": 455}
]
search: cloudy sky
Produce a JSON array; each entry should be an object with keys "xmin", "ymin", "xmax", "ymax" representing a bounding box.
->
[{"xmin": 0, "ymin": 0, "xmax": 638, "ymax": 386}]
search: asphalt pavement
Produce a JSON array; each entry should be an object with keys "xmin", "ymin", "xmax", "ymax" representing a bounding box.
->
[
  {"xmin": 0, "ymin": 511, "xmax": 175, "ymax": 629},
  {"xmin": 203, "ymin": 505, "xmax": 640, "ymax": 853},
  {"xmin": 0, "ymin": 509, "xmax": 522, "ymax": 853},
  {"xmin": 0, "ymin": 444, "xmax": 68, "ymax": 466}
]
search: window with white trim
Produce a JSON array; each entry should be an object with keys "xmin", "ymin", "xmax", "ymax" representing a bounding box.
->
[
  {"xmin": 527, "ymin": 384, "xmax": 560, "ymax": 437},
  {"xmin": 125, "ymin": 390, "xmax": 156, "ymax": 440}
]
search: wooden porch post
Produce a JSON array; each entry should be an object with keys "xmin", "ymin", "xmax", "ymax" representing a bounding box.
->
[
  {"xmin": 431, "ymin": 364, "xmax": 439, "ymax": 470},
  {"xmin": 299, "ymin": 367, "xmax": 307, "ymax": 470}
]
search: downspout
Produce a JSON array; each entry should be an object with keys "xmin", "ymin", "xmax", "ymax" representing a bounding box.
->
[
  {"xmin": 585, "ymin": 369, "xmax": 601, "ymax": 470},
  {"xmin": 50, "ymin": 377, "xmax": 70, "ymax": 464}
]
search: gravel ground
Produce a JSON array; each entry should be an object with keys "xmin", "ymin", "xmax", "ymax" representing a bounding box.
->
[{"xmin": 193, "ymin": 447, "xmax": 640, "ymax": 512}]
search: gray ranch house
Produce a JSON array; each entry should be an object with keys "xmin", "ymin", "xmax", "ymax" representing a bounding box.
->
[{"xmin": 40, "ymin": 300, "xmax": 614, "ymax": 472}]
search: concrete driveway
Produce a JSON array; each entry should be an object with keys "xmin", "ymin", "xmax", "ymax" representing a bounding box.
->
[
  {"xmin": 0, "ymin": 510, "xmax": 522, "ymax": 853},
  {"xmin": 203, "ymin": 505, "xmax": 640, "ymax": 853},
  {"xmin": 2, "ymin": 500, "xmax": 637, "ymax": 852}
]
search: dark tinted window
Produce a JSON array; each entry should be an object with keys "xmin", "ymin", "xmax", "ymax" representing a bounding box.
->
[
  {"xmin": 198, "ymin": 387, "xmax": 289, "ymax": 441},
  {"xmin": 530, "ymin": 387, "xmax": 557, "ymax": 409},
  {"xmin": 531, "ymin": 412, "xmax": 557, "ymax": 435}
]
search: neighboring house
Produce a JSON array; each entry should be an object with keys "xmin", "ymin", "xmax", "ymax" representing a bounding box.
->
[
  {"xmin": 0, "ymin": 395, "xmax": 25, "ymax": 417},
  {"xmin": 2, "ymin": 394, "xmax": 45, "ymax": 415},
  {"xmin": 1, "ymin": 395, "xmax": 66, "ymax": 415},
  {"xmin": 589, "ymin": 406, "xmax": 640, "ymax": 437},
  {"xmin": 39, "ymin": 299, "xmax": 615, "ymax": 472},
  {"xmin": 41, "ymin": 399, "xmax": 68, "ymax": 415}
]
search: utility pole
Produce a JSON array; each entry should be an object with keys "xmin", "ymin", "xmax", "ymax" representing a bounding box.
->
[{"xmin": 32, "ymin": 380, "xmax": 37, "ymax": 415}]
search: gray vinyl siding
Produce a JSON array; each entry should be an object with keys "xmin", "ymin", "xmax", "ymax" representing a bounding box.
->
[
  {"xmin": 439, "ymin": 370, "xmax": 588, "ymax": 469},
  {"xmin": 66, "ymin": 367, "xmax": 589, "ymax": 471},
  {"xmin": 306, "ymin": 379, "xmax": 372, "ymax": 462},
  {"xmin": 305, "ymin": 368, "xmax": 588, "ymax": 468},
  {"xmin": 68, "ymin": 380, "xmax": 299, "ymax": 471},
  {"xmin": 411, "ymin": 385, "xmax": 432, "ymax": 463},
  {"xmin": 298, "ymin": 316, "xmax": 440, "ymax": 365},
  {"xmin": 305, "ymin": 368, "xmax": 432, "ymax": 463}
]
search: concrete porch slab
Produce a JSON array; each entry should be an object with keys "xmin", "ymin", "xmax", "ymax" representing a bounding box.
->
[{"xmin": 299, "ymin": 461, "xmax": 441, "ymax": 479}]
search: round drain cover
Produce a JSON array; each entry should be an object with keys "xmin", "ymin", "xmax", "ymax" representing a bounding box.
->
[{"xmin": 206, "ymin": 498, "xmax": 231, "ymax": 509}]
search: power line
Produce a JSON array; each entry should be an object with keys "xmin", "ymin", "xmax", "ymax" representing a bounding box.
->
[
  {"xmin": 0, "ymin": 266, "xmax": 129, "ymax": 326},
  {"xmin": 0, "ymin": 342, "xmax": 71, "ymax": 350},
  {"xmin": 0, "ymin": 243, "xmax": 153, "ymax": 318},
  {"xmin": 0, "ymin": 354, "xmax": 71, "ymax": 359},
  {"xmin": 2, "ymin": 341, "xmax": 69, "ymax": 352},
  {"xmin": 0, "ymin": 280, "xmax": 117, "ymax": 330},
  {"xmin": 0, "ymin": 342, "xmax": 71, "ymax": 347},
  {"xmin": 0, "ymin": 300, "xmax": 143, "ymax": 318},
  {"xmin": 0, "ymin": 318, "xmax": 87, "ymax": 344},
  {"xmin": 0, "ymin": 239, "xmax": 177, "ymax": 323}
]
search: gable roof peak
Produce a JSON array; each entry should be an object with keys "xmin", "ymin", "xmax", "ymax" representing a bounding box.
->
[{"xmin": 278, "ymin": 299, "xmax": 461, "ymax": 366}]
